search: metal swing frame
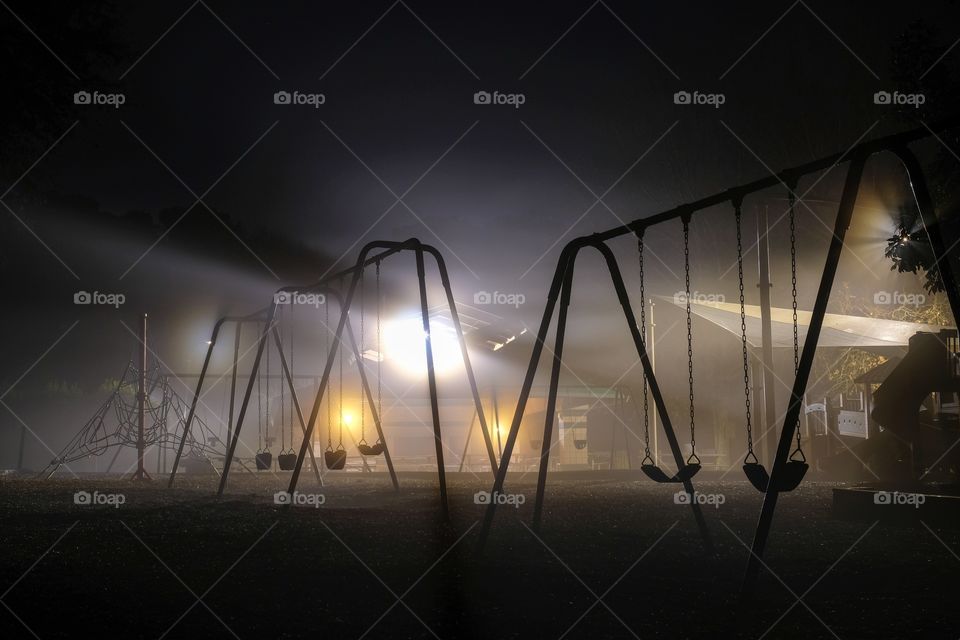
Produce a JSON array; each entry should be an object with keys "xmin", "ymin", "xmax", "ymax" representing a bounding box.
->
[
  {"xmin": 281, "ymin": 239, "xmax": 498, "ymax": 516},
  {"xmin": 168, "ymin": 297, "xmax": 369, "ymax": 487},
  {"xmin": 477, "ymin": 116, "xmax": 960, "ymax": 593},
  {"xmin": 167, "ymin": 310, "xmax": 276, "ymax": 486},
  {"xmin": 171, "ymin": 239, "xmax": 499, "ymax": 516},
  {"xmin": 476, "ymin": 234, "xmax": 715, "ymax": 552}
]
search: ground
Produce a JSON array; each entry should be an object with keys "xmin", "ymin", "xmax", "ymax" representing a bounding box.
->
[{"xmin": 0, "ymin": 472, "xmax": 956, "ymax": 639}]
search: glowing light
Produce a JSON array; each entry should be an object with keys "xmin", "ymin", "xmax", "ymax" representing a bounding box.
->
[
  {"xmin": 342, "ymin": 411, "xmax": 355, "ymax": 426},
  {"xmin": 383, "ymin": 315, "xmax": 462, "ymax": 376}
]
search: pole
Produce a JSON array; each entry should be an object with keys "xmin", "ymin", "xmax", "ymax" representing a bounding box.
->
[
  {"xmin": 424, "ymin": 247, "xmax": 499, "ymax": 473},
  {"xmin": 220, "ymin": 312, "xmax": 275, "ymax": 497},
  {"xmin": 532, "ymin": 265, "xmax": 573, "ymax": 530},
  {"xmin": 597, "ymin": 241, "xmax": 713, "ymax": 553},
  {"xmin": 343, "ymin": 320, "xmax": 396, "ymax": 487},
  {"xmin": 226, "ymin": 324, "xmax": 241, "ymax": 460},
  {"xmin": 740, "ymin": 155, "xmax": 867, "ymax": 600},
  {"xmin": 168, "ymin": 319, "xmax": 230, "ymax": 487},
  {"xmin": 492, "ymin": 387, "xmax": 502, "ymax": 459},
  {"xmin": 894, "ymin": 147, "xmax": 960, "ymax": 324},
  {"xmin": 416, "ymin": 249, "xmax": 448, "ymax": 517},
  {"xmin": 458, "ymin": 409, "xmax": 478, "ymax": 472},
  {"xmin": 271, "ymin": 327, "xmax": 323, "ymax": 486},
  {"xmin": 133, "ymin": 313, "xmax": 150, "ymax": 481}
]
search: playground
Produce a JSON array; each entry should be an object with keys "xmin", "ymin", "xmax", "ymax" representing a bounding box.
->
[
  {"xmin": 5, "ymin": 2, "xmax": 960, "ymax": 638},
  {"xmin": 1, "ymin": 473, "xmax": 956, "ymax": 639}
]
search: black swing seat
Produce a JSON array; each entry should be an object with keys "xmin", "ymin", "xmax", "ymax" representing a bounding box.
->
[
  {"xmin": 641, "ymin": 462, "xmax": 701, "ymax": 483},
  {"xmin": 277, "ymin": 452, "xmax": 297, "ymax": 471},
  {"xmin": 324, "ymin": 449, "xmax": 346, "ymax": 470},
  {"xmin": 357, "ymin": 442, "xmax": 385, "ymax": 456},
  {"xmin": 255, "ymin": 452, "xmax": 273, "ymax": 471},
  {"xmin": 743, "ymin": 460, "xmax": 808, "ymax": 493}
]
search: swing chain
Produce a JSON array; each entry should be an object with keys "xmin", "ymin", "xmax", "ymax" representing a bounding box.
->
[
  {"xmin": 280, "ymin": 308, "xmax": 286, "ymax": 453},
  {"xmin": 257, "ymin": 342, "xmax": 263, "ymax": 453},
  {"xmin": 787, "ymin": 184, "xmax": 805, "ymax": 457},
  {"xmin": 735, "ymin": 199, "xmax": 757, "ymax": 464},
  {"xmin": 325, "ymin": 300, "xmax": 333, "ymax": 451},
  {"xmin": 682, "ymin": 214, "xmax": 697, "ymax": 463},
  {"xmin": 288, "ymin": 304, "xmax": 294, "ymax": 453},
  {"xmin": 338, "ymin": 278, "xmax": 345, "ymax": 450},
  {"xmin": 359, "ymin": 268, "xmax": 366, "ymax": 445},
  {"xmin": 790, "ymin": 190, "xmax": 799, "ymax": 376},
  {"xmin": 264, "ymin": 323, "xmax": 271, "ymax": 451},
  {"xmin": 376, "ymin": 261, "xmax": 383, "ymax": 440},
  {"xmin": 637, "ymin": 231, "xmax": 651, "ymax": 462}
]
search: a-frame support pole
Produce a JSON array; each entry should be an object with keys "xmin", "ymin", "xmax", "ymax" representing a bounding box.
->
[
  {"xmin": 895, "ymin": 147, "xmax": 960, "ymax": 323},
  {"xmin": 532, "ymin": 256, "xmax": 574, "ymax": 530},
  {"xmin": 219, "ymin": 312, "xmax": 275, "ymax": 497},
  {"xmin": 424, "ymin": 247, "xmax": 499, "ymax": 474},
  {"xmin": 479, "ymin": 239, "xmax": 713, "ymax": 553},
  {"xmin": 270, "ymin": 327, "xmax": 323, "ymax": 487},
  {"xmin": 458, "ymin": 409, "xmax": 478, "ymax": 472},
  {"xmin": 342, "ymin": 319, "xmax": 400, "ymax": 490},
  {"xmin": 416, "ymin": 248, "xmax": 449, "ymax": 518},
  {"xmin": 598, "ymin": 240, "xmax": 712, "ymax": 550},
  {"xmin": 169, "ymin": 319, "xmax": 225, "ymax": 487},
  {"xmin": 477, "ymin": 252, "xmax": 568, "ymax": 551},
  {"xmin": 226, "ymin": 324, "xmax": 241, "ymax": 458},
  {"xmin": 740, "ymin": 156, "xmax": 867, "ymax": 599}
]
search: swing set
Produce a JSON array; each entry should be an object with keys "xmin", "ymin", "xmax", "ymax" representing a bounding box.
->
[
  {"xmin": 170, "ymin": 286, "xmax": 396, "ymax": 485},
  {"xmin": 474, "ymin": 116, "xmax": 960, "ymax": 607},
  {"xmin": 170, "ymin": 239, "xmax": 500, "ymax": 516}
]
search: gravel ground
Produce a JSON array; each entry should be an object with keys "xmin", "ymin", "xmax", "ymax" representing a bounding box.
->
[{"xmin": 0, "ymin": 472, "xmax": 957, "ymax": 639}]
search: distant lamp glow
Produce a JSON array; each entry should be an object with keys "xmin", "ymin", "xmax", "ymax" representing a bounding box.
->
[
  {"xmin": 342, "ymin": 411, "xmax": 355, "ymax": 426},
  {"xmin": 384, "ymin": 315, "xmax": 461, "ymax": 376}
]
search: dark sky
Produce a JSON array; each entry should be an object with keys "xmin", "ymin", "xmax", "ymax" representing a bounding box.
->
[{"xmin": 3, "ymin": 0, "xmax": 960, "ymax": 466}]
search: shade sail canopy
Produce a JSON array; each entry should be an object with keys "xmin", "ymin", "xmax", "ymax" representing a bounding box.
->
[{"xmin": 658, "ymin": 297, "xmax": 952, "ymax": 350}]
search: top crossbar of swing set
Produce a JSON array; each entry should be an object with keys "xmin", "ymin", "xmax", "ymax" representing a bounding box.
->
[
  {"xmin": 579, "ymin": 115, "xmax": 960, "ymax": 242},
  {"xmin": 476, "ymin": 115, "xmax": 960, "ymax": 608}
]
